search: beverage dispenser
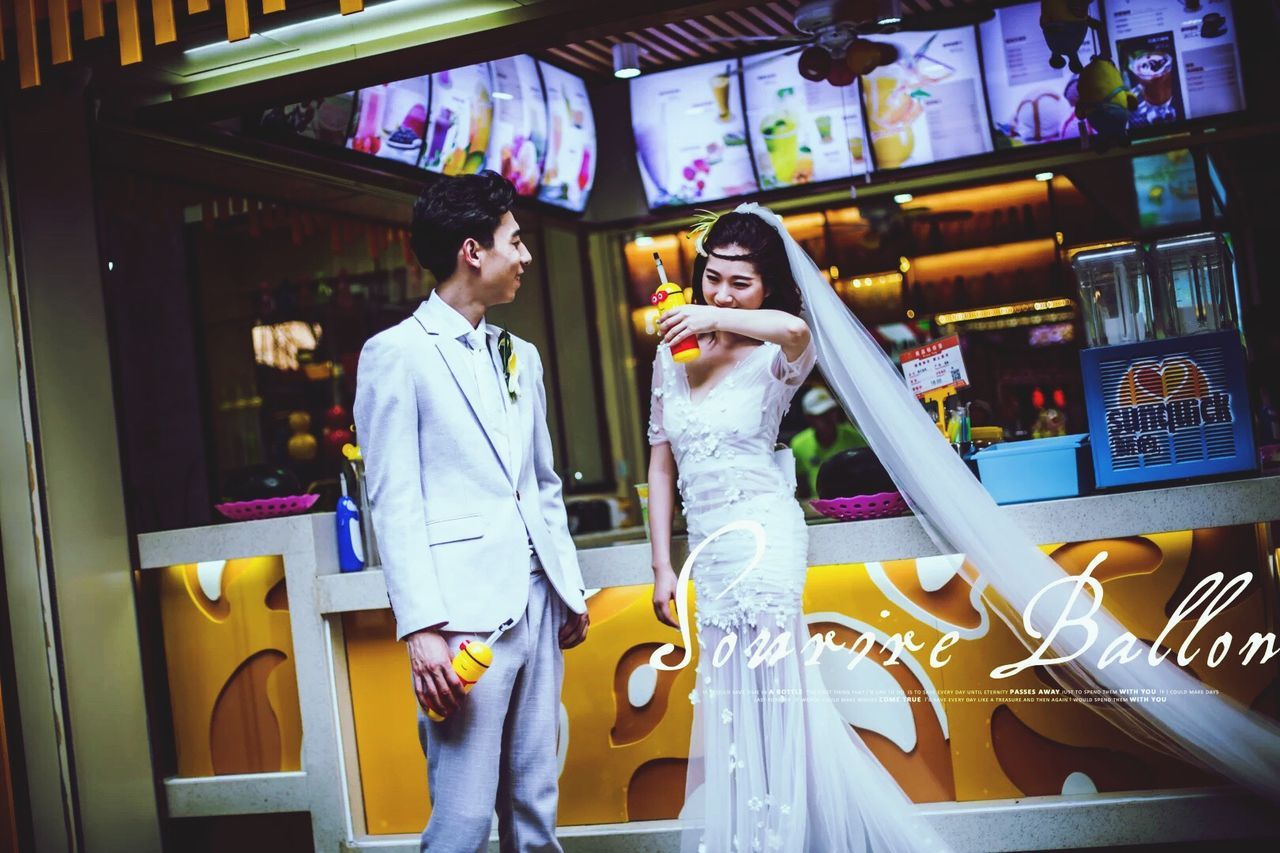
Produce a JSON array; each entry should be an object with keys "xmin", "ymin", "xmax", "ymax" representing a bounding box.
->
[{"xmin": 1072, "ymin": 236, "xmax": 1255, "ymax": 489}]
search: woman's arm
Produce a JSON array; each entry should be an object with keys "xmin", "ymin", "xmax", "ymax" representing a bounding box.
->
[
  {"xmin": 647, "ymin": 441, "xmax": 681, "ymax": 629},
  {"xmin": 660, "ymin": 305, "xmax": 811, "ymax": 361}
]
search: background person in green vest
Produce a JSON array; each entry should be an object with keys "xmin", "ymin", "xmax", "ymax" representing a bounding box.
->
[{"xmin": 790, "ymin": 387, "xmax": 868, "ymax": 498}]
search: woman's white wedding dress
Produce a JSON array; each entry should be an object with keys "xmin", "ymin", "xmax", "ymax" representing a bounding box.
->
[{"xmin": 649, "ymin": 339, "xmax": 951, "ymax": 853}]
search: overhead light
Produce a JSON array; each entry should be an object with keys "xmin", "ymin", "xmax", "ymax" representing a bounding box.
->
[
  {"xmin": 1036, "ymin": 171, "xmax": 1055, "ymax": 182},
  {"xmin": 107, "ymin": 261, "xmax": 115, "ymax": 271},
  {"xmin": 613, "ymin": 42, "xmax": 641, "ymax": 79},
  {"xmin": 493, "ymin": 91, "xmax": 513, "ymax": 101},
  {"xmin": 893, "ymin": 193, "xmax": 913, "ymax": 204},
  {"xmin": 877, "ymin": 0, "xmax": 903, "ymax": 26}
]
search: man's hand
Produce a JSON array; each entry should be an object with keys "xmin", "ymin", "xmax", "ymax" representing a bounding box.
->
[
  {"xmin": 559, "ymin": 611, "xmax": 590, "ymax": 649},
  {"xmin": 406, "ymin": 628, "xmax": 466, "ymax": 717},
  {"xmin": 652, "ymin": 565, "xmax": 681, "ymax": 629}
]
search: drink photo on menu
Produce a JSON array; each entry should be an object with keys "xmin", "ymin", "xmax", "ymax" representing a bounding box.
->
[{"xmin": 1117, "ymin": 31, "xmax": 1185, "ymax": 127}]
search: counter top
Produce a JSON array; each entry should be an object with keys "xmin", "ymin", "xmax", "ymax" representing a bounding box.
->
[{"xmin": 137, "ymin": 476, "xmax": 1280, "ymax": 615}]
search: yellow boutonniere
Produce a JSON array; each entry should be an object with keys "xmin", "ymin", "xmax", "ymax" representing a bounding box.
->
[{"xmin": 498, "ymin": 331, "xmax": 519, "ymax": 401}]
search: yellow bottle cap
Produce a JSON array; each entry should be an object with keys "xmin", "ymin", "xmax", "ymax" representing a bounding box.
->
[{"xmin": 462, "ymin": 641, "xmax": 493, "ymax": 668}]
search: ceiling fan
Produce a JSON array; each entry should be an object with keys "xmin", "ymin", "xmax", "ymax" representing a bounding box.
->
[{"xmin": 714, "ymin": 0, "xmax": 997, "ymax": 86}]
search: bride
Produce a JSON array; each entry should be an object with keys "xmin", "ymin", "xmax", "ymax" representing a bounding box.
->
[{"xmin": 645, "ymin": 204, "xmax": 1280, "ymax": 852}]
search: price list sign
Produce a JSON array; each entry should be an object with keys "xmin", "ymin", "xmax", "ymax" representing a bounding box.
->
[{"xmin": 900, "ymin": 335, "xmax": 969, "ymax": 398}]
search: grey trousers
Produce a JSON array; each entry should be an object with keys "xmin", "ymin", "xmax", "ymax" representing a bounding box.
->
[{"xmin": 418, "ymin": 569, "xmax": 566, "ymax": 853}]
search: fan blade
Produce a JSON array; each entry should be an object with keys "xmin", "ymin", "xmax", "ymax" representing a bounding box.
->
[
  {"xmin": 696, "ymin": 35, "xmax": 811, "ymax": 43},
  {"xmin": 891, "ymin": 8, "xmax": 995, "ymax": 32},
  {"xmin": 741, "ymin": 44, "xmax": 810, "ymax": 71}
]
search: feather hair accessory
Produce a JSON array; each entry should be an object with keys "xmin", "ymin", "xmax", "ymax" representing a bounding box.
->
[{"xmin": 686, "ymin": 208, "xmax": 722, "ymax": 258}]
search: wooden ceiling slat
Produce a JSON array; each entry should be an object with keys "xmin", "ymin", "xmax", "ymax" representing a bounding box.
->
[
  {"xmin": 544, "ymin": 47, "xmax": 602, "ymax": 75},
  {"xmin": 766, "ymin": 2, "xmax": 801, "ymax": 29},
  {"xmin": 722, "ymin": 9, "xmax": 769, "ymax": 38},
  {"xmin": 747, "ymin": 6, "xmax": 792, "ymax": 37},
  {"xmin": 666, "ymin": 20, "xmax": 725, "ymax": 53},
  {"xmin": 625, "ymin": 29, "xmax": 684, "ymax": 64},
  {"xmin": 581, "ymin": 38, "xmax": 622, "ymax": 62},
  {"xmin": 682, "ymin": 17, "xmax": 735, "ymax": 44},
  {"xmin": 659, "ymin": 23, "xmax": 720, "ymax": 58},
  {"xmin": 49, "ymin": 0, "xmax": 73, "ymax": 63},
  {"xmin": 704, "ymin": 13, "xmax": 749, "ymax": 39},
  {"xmin": 82, "ymin": 0, "xmax": 105, "ymax": 39},
  {"xmin": 563, "ymin": 41, "xmax": 613, "ymax": 67},
  {"xmin": 647, "ymin": 25, "xmax": 708, "ymax": 60}
]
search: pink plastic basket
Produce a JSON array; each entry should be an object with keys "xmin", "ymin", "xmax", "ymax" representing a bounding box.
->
[
  {"xmin": 215, "ymin": 494, "xmax": 320, "ymax": 521},
  {"xmin": 810, "ymin": 492, "xmax": 909, "ymax": 521}
]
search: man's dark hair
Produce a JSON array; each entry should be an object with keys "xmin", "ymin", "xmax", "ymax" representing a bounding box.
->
[{"xmin": 409, "ymin": 170, "xmax": 515, "ymax": 281}]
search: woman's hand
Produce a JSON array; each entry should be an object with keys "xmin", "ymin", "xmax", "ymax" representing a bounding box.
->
[
  {"xmin": 652, "ymin": 564, "xmax": 681, "ymax": 629},
  {"xmin": 659, "ymin": 304, "xmax": 720, "ymax": 348}
]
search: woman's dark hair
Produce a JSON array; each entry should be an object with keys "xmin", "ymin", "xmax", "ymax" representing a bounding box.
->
[
  {"xmin": 692, "ymin": 212, "xmax": 803, "ymax": 316},
  {"xmin": 409, "ymin": 170, "xmax": 515, "ymax": 281}
]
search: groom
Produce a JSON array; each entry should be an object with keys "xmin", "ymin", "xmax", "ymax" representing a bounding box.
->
[{"xmin": 354, "ymin": 170, "xmax": 589, "ymax": 853}]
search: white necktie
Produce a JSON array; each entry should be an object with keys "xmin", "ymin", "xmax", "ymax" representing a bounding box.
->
[{"xmin": 464, "ymin": 329, "xmax": 509, "ymax": 462}]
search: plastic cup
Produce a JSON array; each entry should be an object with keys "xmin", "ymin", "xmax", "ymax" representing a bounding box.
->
[{"xmin": 634, "ymin": 483, "xmax": 650, "ymax": 535}]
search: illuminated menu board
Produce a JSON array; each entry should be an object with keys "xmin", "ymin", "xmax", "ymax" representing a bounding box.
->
[
  {"xmin": 743, "ymin": 48, "xmax": 869, "ymax": 188},
  {"xmin": 1105, "ymin": 0, "xmax": 1245, "ymax": 126},
  {"xmin": 538, "ymin": 61, "xmax": 597, "ymax": 212},
  {"xmin": 859, "ymin": 26, "xmax": 994, "ymax": 169},
  {"xmin": 631, "ymin": 58, "xmax": 756, "ymax": 208},
  {"xmin": 981, "ymin": 2, "xmax": 1101, "ymax": 147},
  {"xmin": 1133, "ymin": 149, "xmax": 1201, "ymax": 228},
  {"xmin": 486, "ymin": 55, "xmax": 548, "ymax": 197},
  {"xmin": 347, "ymin": 77, "xmax": 431, "ymax": 166},
  {"xmin": 423, "ymin": 63, "xmax": 494, "ymax": 176},
  {"xmin": 261, "ymin": 93, "xmax": 355, "ymax": 146}
]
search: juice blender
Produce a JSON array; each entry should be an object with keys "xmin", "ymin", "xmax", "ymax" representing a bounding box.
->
[
  {"xmin": 1150, "ymin": 233, "xmax": 1238, "ymax": 337},
  {"xmin": 1071, "ymin": 242, "xmax": 1160, "ymax": 347}
]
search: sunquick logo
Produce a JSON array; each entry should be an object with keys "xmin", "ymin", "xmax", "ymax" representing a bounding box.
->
[{"xmin": 1105, "ymin": 356, "xmax": 1232, "ymax": 457}]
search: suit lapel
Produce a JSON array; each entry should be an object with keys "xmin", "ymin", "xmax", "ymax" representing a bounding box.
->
[{"xmin": 414, "ymin": 302, "xmax": 515, "ymax": 483}]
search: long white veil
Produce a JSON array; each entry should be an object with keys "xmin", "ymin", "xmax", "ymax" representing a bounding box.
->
[{"xmin": 732, "ymin": 201, "xmax": 1280, "ymax": 802}]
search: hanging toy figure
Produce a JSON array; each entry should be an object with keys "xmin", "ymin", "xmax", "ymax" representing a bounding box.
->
[
  {"xmin": 1075, "ymin": 55, "xmax": 1138, "ymax": 151},
  {"xmin": 1040, "ymin": 0, "xmax": 1102, "ymax": 74},
  {"xmin": 427, "ymin": 619, "xmax": 515, "ymax": 722}
]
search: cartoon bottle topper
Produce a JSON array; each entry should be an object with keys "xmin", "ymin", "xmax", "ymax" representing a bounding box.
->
[
  {"xmin": 651, "ymin": 252, "xmax": 701, "ymax": 364},
  {"xmin": 427, "ymin": 618, "xmax": 515, "ymax": 722}
]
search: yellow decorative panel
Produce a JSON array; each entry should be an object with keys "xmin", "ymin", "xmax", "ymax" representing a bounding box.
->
[
  {"xmin": 343, "ymin": 528, "xmax": 1276, "ymax": 834},
  {"xmin": 158, "ymin": 557, "xmax": 302, "ymax": 776}
]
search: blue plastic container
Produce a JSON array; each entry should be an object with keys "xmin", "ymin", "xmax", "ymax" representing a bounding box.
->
[{"xmin": 973, "ymin": 434, "xmax": 1094, "ymax": 505}]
